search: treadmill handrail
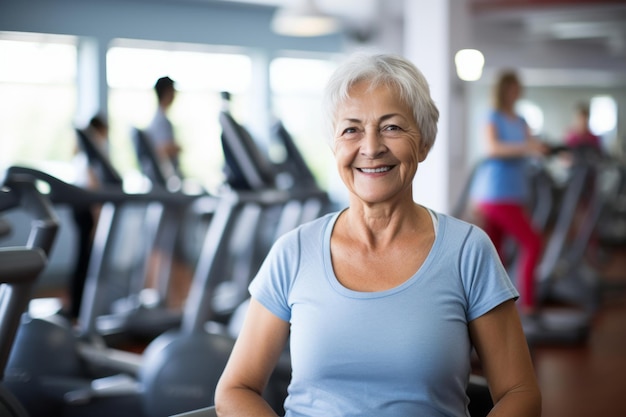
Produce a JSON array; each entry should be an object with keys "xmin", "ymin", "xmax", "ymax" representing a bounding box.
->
[
  {"xmin": 132, "ymin": 127, "xmax": 180, "ymax": 190},
  {"xmin": 5, "ymin": 166, "xmax": 203, "ymax": 208},
  {"xmin": 219, "ymin": 111, "xmax": 276, "ymax": 191},
  {"xmin": 271, "ymin": 120, "xmax": 320, "ymax": 191},
  {"xmin": 2, "ymin": 174, "xmax": 60, "ymax": 256},
  {"xmin": 75, "ymin": 128, "xmax": 124, "ymax": 186}
]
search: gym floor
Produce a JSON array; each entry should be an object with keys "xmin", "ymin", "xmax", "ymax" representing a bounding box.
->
[{"xmin": 532, "ymin": 243, "xmax": 626, "ymax": 417}]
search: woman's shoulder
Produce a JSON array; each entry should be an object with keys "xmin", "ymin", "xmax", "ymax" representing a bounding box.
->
[
  {"xmin": 434, "ymin": 212, "xmax": 490, "ymax": 247},
  {"xmin": 487, "ymin": 108, "xmax": 498, "ymax": 121},
  {"xmin": 435, "ymin": 211, "xmax": 474, "ymax": 232}
]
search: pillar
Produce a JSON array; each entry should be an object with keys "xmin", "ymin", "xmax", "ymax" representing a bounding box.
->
[{"xmin": 403, "ymin": 0, "xmax": 473, "ymax": 214}]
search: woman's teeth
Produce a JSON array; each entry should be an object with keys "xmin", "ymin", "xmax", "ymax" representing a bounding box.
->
[{"xmin": 360, "ymin": 166, "xmax": 391, "ymax": 173}]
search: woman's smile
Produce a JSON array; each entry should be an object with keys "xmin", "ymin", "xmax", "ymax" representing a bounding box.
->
[{"xmin": 357, "ymin": 165, "xmax": 395, "ymax": 174}]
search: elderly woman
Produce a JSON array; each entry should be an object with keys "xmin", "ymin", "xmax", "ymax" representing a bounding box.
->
[{"xmin": 215, "ymin": 53, "xmax": 541, "ymax": 416}]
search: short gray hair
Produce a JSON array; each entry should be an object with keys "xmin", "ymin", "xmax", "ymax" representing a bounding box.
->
[{"xmin": 323, "ymin": 53, "xmax": 439, "ymax": 152}]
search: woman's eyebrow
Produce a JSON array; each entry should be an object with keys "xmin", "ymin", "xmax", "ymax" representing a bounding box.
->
[{"xmin": 339, "ymin": 113, "xmax": 404, "ymax": 124}]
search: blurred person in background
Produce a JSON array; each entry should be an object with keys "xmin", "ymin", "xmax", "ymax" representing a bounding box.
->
[
  {"xmin": 146, "ymin": 76, "xmax": 183, "ymax": 175},
  {"xmin": 564, "ymin": 102, "xmax": 602, "ymax": 152},
  {"xmin": 469, "ymin": 70, "xmax": 549, "ymax": 317}
]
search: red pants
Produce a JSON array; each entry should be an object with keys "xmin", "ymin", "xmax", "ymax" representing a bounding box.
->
[{"xmin": 477, "ymin": 202, "xmax": 542, "ymax": 310}]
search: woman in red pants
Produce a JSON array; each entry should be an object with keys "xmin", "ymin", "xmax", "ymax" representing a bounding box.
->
[{"xmin": 470, "ymin": 70, "xmax": 549, "ymax": 315}]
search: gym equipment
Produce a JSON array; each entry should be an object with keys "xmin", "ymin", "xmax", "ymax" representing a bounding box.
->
[
  {"xmin": 270, "ymin": 119, "xmax": 321, "ymax": 191},
  {"xmin": 219, "ymin": 92, "xmax": 277, "ymax": 192},
  {"xmin": 0, "ymin": 248, "xmax": 48, "ymax": 417},
  {"xmin": 218, "ymin": 92, "xmax": 330, "ymax": 230},
  {"xmin": 132, "ymin": 127, "xmax": 183, "ymax": 192},
  {"xmin": 47, "ymin": 129, "xmax": 207, "ymax": 343},
  {"xmin": 1, "ymin": 168, "xmax": 220, "ymax": 416},
  {"xmin": 525, "ymin": 149, "xmax": 621, "ymax": 344},
  {"xmin": 2, "ymin": 167, "xmax": 321, "ymax": 417},
  {"xmin": 0, "ymin": 177, "xmax": 51, "ymax": 417},
  {"xmin": 1, "ymin": 169, "xmax": 150, "ymax": 416},
  {"xmin": 125, "ymin": 126, "xmax": 216, "ymax": 340},
  {"xmin": 75, "ymin": 127, "xmax": 124, "ymax": 187}
]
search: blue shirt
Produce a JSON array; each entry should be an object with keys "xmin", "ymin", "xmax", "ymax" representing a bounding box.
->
[
  {"xmin": 249, "ymin": 210, "xmax": 518, "ymax": 417},
  {"xmin": 470, "ymin": 110, "xmax": 530, "ymax": 203}
]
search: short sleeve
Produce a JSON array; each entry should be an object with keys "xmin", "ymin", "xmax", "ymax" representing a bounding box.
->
[
  {"xmin": 147, "ymin": 111, "xmax": 174, "ymax": 145},
  {"xmin": 248, "ymin": 228, "xmax": 300, "ymax": 323},
  {"xmin": 460, "ymin": 226, "xmax": 519, "ymax": 321}
]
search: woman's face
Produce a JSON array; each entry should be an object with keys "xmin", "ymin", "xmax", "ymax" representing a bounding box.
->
[
  {"xmin": 332, "ymin": 81, "xmax": 426, "ymax": 205},
  {"xmin": 504, "ymin": 81, "xmax": 521, "ymax": 106}
]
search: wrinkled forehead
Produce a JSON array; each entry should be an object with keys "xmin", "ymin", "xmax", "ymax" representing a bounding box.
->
[
  {"xmin": 336, "ymin": 85, "xmax": 406, "ymax": 121},
  {"xmin": 340, "ymin": 80, "xmax": 410, "ymax": 114}
]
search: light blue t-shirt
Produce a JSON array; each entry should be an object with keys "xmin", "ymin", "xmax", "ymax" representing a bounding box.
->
[
  {"xmin": 146, "ymin": 108, "xmax": 179, "ymax": 168},
  {"xmin": 470, "ymin": 110, "xmax": 530, "ymax": 203},
  {"xmin": 146, "ymin": 108, "xmax": 174, "ymax": 146},
  {"xmin": 249, "ymin": 210, "xmax": 518, "ymax": 417}
]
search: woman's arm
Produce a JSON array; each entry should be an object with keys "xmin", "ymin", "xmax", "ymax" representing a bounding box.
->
[
  {"xmin": 484, "ymin": 121, "xmax": 548, "ymax": 159},
  {"xmin": 215, "ymin": 298, "xmax": 290, "ymax": 416},
  {"xmin": 469, "ymin": 299, "xmax": 542, "ymax": 417}
]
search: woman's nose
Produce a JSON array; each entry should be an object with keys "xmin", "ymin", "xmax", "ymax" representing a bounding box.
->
[{"xmin": 361, "ymin": 130, "xmax": 386, "ymax": 158}]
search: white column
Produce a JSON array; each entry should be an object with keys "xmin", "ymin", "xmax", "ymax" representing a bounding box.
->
[
  {"xmin": 75, "ymin": 37, "xmax": 108, "ymax": 127},
  {"xmin": 247, "ymin": 49, "xmax": 272, "ymax": 147},
  {"xmin": 403, "ymin": 0, "xmax": 472, "ymax": 214}
]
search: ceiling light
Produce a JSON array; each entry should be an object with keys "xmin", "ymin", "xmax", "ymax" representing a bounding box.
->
[
  {"xmin": 454, "ymin": 49, "xmax": 485, "ymax": 82},
  {"xmin": 271, "ymin": 0, "xmax": 341, "ymax": 37}
]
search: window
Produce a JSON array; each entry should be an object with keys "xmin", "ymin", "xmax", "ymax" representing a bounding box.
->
[
  {"xmin": 270, "ymin": 55, "xmax": 339, "ymax": 190},
  {"xmin": 589, "ymin": 95, "xmax": 617, "ymax": 137},
  {"xmin": 516, "ymin": 99, "xmax": 544, "ymax": 137},
  {"xmin": 0, "ymin": 32, "xmax": 77, "ymax": 180},
  {"xmin": 107, "ymin": 40, "xmax": 253, "ymax": 192}
]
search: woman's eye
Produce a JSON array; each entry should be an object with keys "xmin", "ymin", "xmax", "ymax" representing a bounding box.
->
[{"xmin": 382, "ymin": 125, "xmax": 404, "ymax": 136}]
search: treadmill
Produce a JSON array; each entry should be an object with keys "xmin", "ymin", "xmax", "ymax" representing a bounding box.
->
[
  {"xmin": 77, "ymin": 128, "xmax": 213, "ymax": 343},
  {"xmin": 524, "ymin": 156, "xmax": 617, "ymax": 345},
  {"xmin": 4, "ymin": 166, "xmax": 210, "ymax": 360}
]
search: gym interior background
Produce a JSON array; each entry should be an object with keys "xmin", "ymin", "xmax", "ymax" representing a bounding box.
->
[{"xmin": 1, "ymin": 1, "xmax": 626, "ymax": 416}]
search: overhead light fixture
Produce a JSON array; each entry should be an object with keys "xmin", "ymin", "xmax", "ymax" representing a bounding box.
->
[
  {"xmin": 454, "ymin": 49, "xmax": 485, "ymax": 82},
  {"xmin": 271, "ymin": 0, "xmax": 341, "ymax": 37}
]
